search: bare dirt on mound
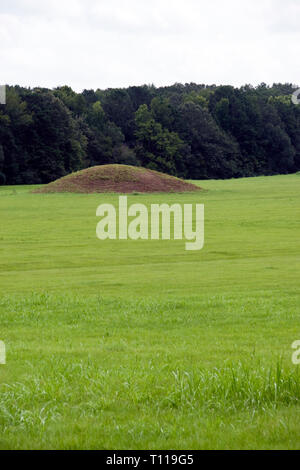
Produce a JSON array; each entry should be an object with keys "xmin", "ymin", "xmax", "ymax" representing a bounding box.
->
[{"xmin": 33, "ymin": 165, "xmax": 202, "ymax": 194}]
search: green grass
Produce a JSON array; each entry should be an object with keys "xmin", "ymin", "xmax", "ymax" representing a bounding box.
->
[{"xmin": 0, "ymin": 174, "xmax": 300, "ymax": 449}]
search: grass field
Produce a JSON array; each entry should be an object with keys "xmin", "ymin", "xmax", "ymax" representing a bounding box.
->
[{"xmin": 0, "ymin": 174, "xmax": 300, "ymax": 449}]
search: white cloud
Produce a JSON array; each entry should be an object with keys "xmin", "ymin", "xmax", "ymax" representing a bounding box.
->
[
  {"xmin": 266, "ymin": 0, "xmax": 300, "ymax": 33},
  {"xmin": 0, "ymin": 0, "xmax": 299, "ymax": 91}
]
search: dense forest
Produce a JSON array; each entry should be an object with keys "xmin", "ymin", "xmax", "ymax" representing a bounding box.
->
[{"xmin": 0, "ymin": 82, "xmax": 299, "ymax": 185}]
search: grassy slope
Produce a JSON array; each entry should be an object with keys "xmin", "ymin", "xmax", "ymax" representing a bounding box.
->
[{"xmin": 0, "ymin": 174, "xmax": 299, "ymax": 449}]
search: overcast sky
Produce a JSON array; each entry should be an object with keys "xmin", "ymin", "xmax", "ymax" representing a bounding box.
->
[{"xmin": 0, "ymin": 0, "xmax": 299, "ymax": 92}]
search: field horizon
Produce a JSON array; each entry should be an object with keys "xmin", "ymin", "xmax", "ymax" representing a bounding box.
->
[{"xmin": 0, "ymin": 173, "xmax": 300, "ymax": 449}]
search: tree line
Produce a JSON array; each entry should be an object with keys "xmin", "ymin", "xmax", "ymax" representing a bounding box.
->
[{"xmin": 0, "ymin": 82, "xmax": 299, "ymax": 185}]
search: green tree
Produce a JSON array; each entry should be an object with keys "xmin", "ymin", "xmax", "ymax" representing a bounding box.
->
[{"xmin": 135, "ymin": 104, "xmax": 189, "ymax": 176}]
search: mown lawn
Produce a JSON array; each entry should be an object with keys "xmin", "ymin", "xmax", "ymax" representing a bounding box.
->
[{"xmin": 0, "ymin": 174, "xmax": 300, "ymax": 449}]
